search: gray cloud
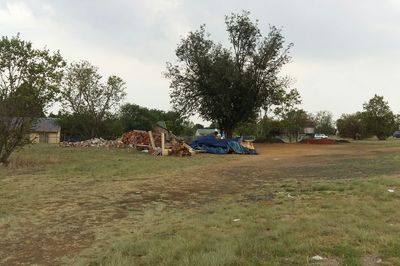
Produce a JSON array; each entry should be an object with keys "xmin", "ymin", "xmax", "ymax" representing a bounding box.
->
[{"xmin": 1, "ymin": 0, "xmax": 399, "ymax": 120}]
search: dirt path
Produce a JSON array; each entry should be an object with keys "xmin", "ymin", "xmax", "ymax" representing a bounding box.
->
[{"xmin": 1, "ymin": 143, "xmax": 400, "ymax": 265}]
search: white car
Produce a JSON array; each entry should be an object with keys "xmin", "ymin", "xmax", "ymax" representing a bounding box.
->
[{"xmin": 314, "ymin": 133, "xmax": 328, "ymax": 139}]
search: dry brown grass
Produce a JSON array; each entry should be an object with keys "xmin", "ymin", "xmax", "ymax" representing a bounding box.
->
[{"xmin": 1, "ymin": 141, "xmax": 400, "ymax": 265}]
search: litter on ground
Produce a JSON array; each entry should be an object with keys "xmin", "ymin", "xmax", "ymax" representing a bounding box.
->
[{"xmin": 311, "ymin": 255, "xmax": 326, "ymax": 261}]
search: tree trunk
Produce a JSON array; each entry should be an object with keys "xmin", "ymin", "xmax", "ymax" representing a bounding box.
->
[
  {"xmin": 91, "ymin": 127, "xmax": 95, "ymax": 139},
  {"xmin": 224, "ymin": 128, "xmax": 234, "ymax": 139},
  {"xmin": 0, "ymin": 152, "xmax": 11, "ymax": 166}
]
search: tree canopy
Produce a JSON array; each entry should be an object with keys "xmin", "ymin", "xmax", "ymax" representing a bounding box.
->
[
  {"xmin": 312, "ymin": 111, "xmax": 336, "ymax": 135},
  {"xmin": 119, "ymin": 103, "xmax": 195, "ymax": 136},
  {"xmin": 166, "ymin": 11, "xmax": 294, "ymax": 137},
  {"xmin": 362, "ymin": 95, "xmax": 395, "ymax": 140},
  {"xmin": 336, "ymin": 112, "xmax": 367, "ymax": 140},
  {"xmin": 0, "ymin": 35, "xmax": 64, "ymax": 164},
  {"xmin": 60, "ymin": 61, "xmax": 126, "ymax": 138},
  {"xmin": 336, "ymin": 95, "xmax": 396, "ymax": 140}
]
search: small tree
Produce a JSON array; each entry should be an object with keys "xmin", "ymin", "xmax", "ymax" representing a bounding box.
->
[
  {"xmin": 312, "ymin": 111, "xmax": 336, "ymax": 135},
  {"xmin": 0, "ymin": 35, "xmax": 64, "ymax": 165},
  {"xmin": 60, "ymin": 61, "xmax": 126, "ymax": 138},
  {"xmin": 256, "ymin": 117, "xmax": 283, "ymax": 140},
  {"xmin": 336, "ymin": 112, "xmax": 367, "ymax": 140},
  {"xmin": 166, "ymin": 11, "xmax": 294, "ymax": 138},
  {"xmin": 271, "ymin": 88, "xmax": 305, "ymax": 142},
  {"xmin": 280, "ymin": 109, "xmax": 309, "ymax": 142},
  {"xmin": 362, "ymin": 95, "xmax": 395, "ymax": 140}
]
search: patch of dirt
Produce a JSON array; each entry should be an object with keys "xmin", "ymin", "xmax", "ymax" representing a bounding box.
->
[
  {"xmin": 1, "ymin": 143, "xmax": 400, "ymax": 265},
  {"xmin": 362, "ymin": 255, "xmax": 382, "ymax": 266}
]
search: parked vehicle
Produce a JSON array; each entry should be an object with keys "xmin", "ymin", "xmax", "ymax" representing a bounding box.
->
[
  {"xmin": 314, "ymin": 133, "xmax": 328, "ymax": 139},
  {"xmin": 393, "ymin": 131, "xmax": 400, "ymax": 138}
]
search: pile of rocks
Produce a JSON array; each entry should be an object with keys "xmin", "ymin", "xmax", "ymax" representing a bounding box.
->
[{"xmin": 60, "ymin": 138, "xmax": 125, "ymax": 148}]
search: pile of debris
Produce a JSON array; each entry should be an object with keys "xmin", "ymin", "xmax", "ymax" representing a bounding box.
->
[
  {"xmin": 121, "ymin": 130, "xmax": 161, "ymax": 149},
  {"xmin": 121, "ymin": 129, "xmax": 193, "ymax": 156},
  {"xmin": 60, "ymin": 138, "xmax": 125, "ymax": 148},
  {"xmin": 60, "ymin": 126, "xmax": 194, "ymax": 157}
]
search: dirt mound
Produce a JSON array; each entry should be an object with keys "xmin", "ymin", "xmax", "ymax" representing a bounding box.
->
[{"xmin": 299, "ymin": 138, "xmax": 336, "ymax": 145}]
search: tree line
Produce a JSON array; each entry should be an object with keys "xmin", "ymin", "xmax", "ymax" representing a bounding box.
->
[
  {"xmin": 1, "ymin": 11, "xmax": 399, "ymax": 165},
  {"xmin": 0, "ymin": 34, "xmax": 208, "ymax": 165},
  {"xmin": 234, "ymin": 94, "xmax": 400, "ymax": 142},
  {"xmin": 164, "ymin": 10, "xmax": 399, "ymax": 141},
  {"xmin": 55, "ymin": 103, "xmax": 205, "ymax": 141}
]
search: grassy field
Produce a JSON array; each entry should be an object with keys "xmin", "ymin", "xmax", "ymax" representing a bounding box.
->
[{"xmin": 1, "ymin": 141, "xmax": 400, "ymax": 265}]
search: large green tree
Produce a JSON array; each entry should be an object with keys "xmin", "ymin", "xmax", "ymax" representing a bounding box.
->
[
  {"xmin": 166, "ymin": 11, "xmax": 294, "ymax": 138},
  {"xmin": 280, "ymin": 109, "xmax": 309, "ymax": 142},
  {"xmin": 0, "ymin": 35, "xmax": 64, "ymax": 165},
  {"xmin": 60, "ymin": 61, "xmax": 126, "ymax": 138},
  {"xmin": 336, "ymin": 112, "xmax": 367, "ymax": 140},
  {"xmin": 362, "ymin": 95, "xmax": 395, "ymax": 140}
]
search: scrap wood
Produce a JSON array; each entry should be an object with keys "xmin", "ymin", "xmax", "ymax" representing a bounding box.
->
[
  {"xmin": 61, "ymin": 129, "xmax": 192, "ymax": 157},
  {"xmin": 121, "ymin": 130, "xmax": 161, "ymax": 148},
  {"xmin": 170, "ymin": 138, "xmax": 192, "ymax": 157},
  {"xmin": 182, "ymin": 143, "xmax": 196, "ymax": 155},
  {"xmin": 148, "ymin": 131, "xmax": 156, "ymax": 150}
]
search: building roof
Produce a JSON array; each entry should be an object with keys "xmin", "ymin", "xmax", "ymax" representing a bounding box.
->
[{"xmin": 31, "ymin": 118, "xmax": 61, "ymax": 133}]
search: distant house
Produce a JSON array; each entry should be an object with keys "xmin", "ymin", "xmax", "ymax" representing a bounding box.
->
[{"xmin": 30, "ymin": 118, "xmax": 61, "ymax": 144}]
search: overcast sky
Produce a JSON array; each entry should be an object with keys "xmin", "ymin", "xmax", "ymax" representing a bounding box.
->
[{"xmin": 1, "ymin": 0, "xmax": 399, "ymax": 122}]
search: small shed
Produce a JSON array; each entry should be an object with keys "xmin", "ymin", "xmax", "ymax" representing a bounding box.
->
[{"xmin": 30, "ymin": 118, "xmax": 61, "ymax": 144}]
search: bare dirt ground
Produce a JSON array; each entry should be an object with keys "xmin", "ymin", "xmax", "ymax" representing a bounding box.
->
[{"xmin": 1, "ymin": 143, "xmax": 400, "ymax": 265}]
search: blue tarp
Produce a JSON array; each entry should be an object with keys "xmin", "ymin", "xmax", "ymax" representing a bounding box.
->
[{"xmin": 190, "ymin": 135, "xmax": 257, "ymax": 155}]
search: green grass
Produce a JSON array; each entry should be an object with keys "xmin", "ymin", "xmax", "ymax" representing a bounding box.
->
[
  {"xmin": 0, "ymin": 144, "xmax": 232, "ymax": 180},
  {"xmin": 1, "ymin": 142, "xmax": 400, "ymax": 265},
  {"xmin": 82, "ymin": 175, "xmax": 400, "ymax": 265}
]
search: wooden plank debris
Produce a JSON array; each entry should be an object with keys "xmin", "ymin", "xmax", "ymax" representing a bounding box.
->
[{"xmin": 60, "ymin": 128, "xmax": 194, "ymax": 157}]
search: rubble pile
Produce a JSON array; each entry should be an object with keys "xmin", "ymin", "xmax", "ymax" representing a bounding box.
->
[
  {"xmin": 170, "ymin": 138, "xmax": 193, "ymax": 157},
  {"xmin": 60, "ymin": 128, "xmax": 193, "ymax": 157},
  {"xmin": 121, "ymin": 130, "xmax": 161, "ymax": 148},
  {"xmin": 60, "ymin": 138, "xmax": 125, "ymax": 148}
]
